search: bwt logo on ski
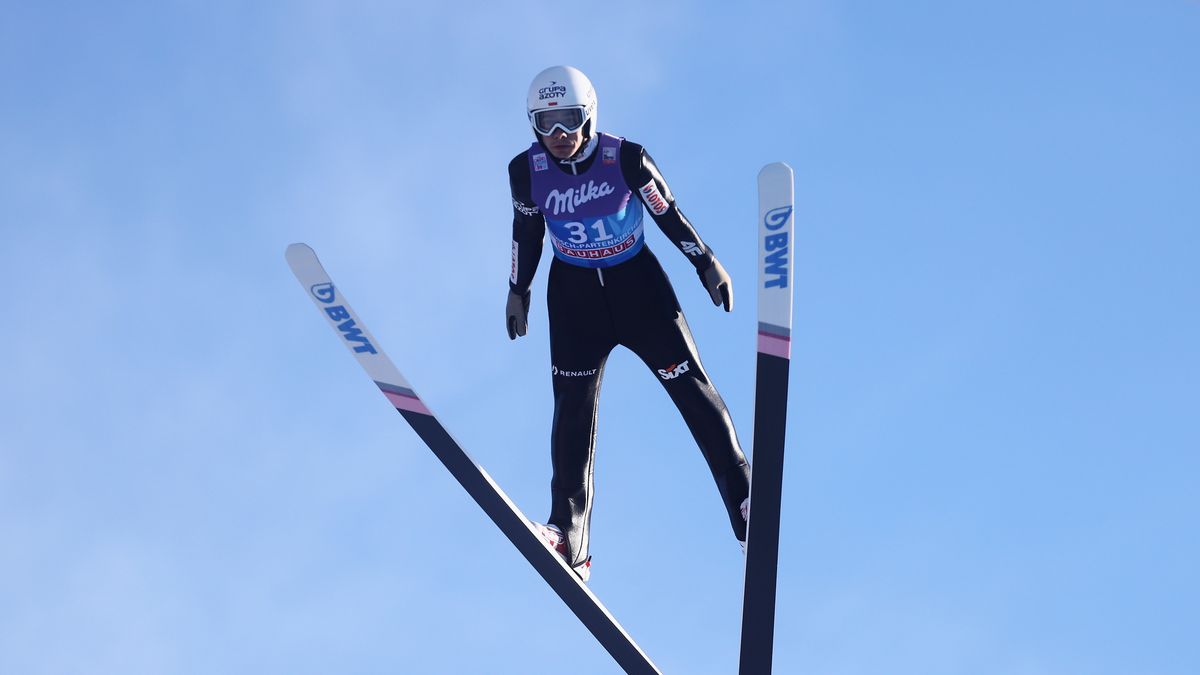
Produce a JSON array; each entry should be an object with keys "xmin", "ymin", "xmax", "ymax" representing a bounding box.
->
[
  {"xmin": 308, "ymin": 282, "xmax": 378, "ymax": 355},
  {"xmin": 762, "ymin": 205, "xmax": 793, "ymax": 289},
  {"xmin": 657, "ymin": 361, "xmax": 691, "ymax": 380},
  {"xmin": 310, "ymin": 282, "xmax": 336, "ymax": 303},
  {"xmin": 539, "ymin": 81, "xmax": 567, "ymax": 100}
]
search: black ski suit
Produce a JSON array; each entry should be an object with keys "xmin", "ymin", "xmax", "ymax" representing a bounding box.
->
[{"xmin": 508, "ymin": 134, "xmax": 751, "ymax": 568}]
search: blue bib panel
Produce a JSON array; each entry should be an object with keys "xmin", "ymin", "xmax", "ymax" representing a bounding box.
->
[{"xmin": 529, "ymin": 133, "xmax": 644, "ymax": 269}]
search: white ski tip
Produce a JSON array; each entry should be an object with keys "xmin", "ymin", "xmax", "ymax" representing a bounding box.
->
[
  {"xmin": 285, "ymin": 242, "xmax": 314, "ymax": 262},
  {"xmin": 758, "ymin": 162, "xmax": 793, "ymax": 181},
  {"xmin": 756, "ymin": 161, "xmax": 795, "ymax": 339}
]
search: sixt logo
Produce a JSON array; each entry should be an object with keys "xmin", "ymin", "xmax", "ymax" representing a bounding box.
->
[
  {"xmin": 657, "ymin": 360, "xmax": 691, "ymax": 380},
  {"xmin": 762, "ymin": 205, "xmax": 792, "ymax": 289},
  {"xmin": 309, "ymin": 282, "xmax": 378, "ymax": 355}
]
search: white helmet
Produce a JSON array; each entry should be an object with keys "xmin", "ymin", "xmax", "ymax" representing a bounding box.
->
[{"xmin": 526, "ymin": 65, "xmax": 597, "ymax": 138}]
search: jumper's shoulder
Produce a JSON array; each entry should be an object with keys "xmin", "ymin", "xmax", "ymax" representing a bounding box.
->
[
  {"xmin": 617, "ymin": 138, "xmax": 646, "ymax": 161},
  {"xmin": 508, "ymin": 149, "xmax": 531, "ymax": 178},
  {"xmin": 508, "ymin": 147, "xmax": 539, "ymax": 210},
  {"xmin": 618, "ymin": 138, "xmax": 650, "ymax": 183},
  {"xmin": 617, "ymin": 136, "xmax": 645, "ymax": 153}
]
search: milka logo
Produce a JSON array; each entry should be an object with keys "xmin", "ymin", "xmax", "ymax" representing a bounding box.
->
[
  {"xmin": 545, "ymin": 180, "xmax": 615, "ymax": 216},
  {"xmin": 309, "ymin": 282, "xmax": 378, "ymax": 355},
  {"xmin": 657, "ymin": 361, "xmax": 691, "ymax": 380},
  {"xmin": 762, "ymin": 205, "xmax": 792, "ymax": 289}
]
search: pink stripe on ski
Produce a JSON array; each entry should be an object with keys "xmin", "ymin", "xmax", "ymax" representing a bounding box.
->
[
  {"xmin": 757, "ymin": 332, "xmax": 791, "ymax": 359},
  {"xmin": 382, "ymin": 389, "xmax": 432, "ymax": 415}
]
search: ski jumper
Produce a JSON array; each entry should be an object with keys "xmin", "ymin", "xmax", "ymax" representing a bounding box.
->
[{"xmin": 508, "ymin": 132, "xmax": 751, "ymax": 567}]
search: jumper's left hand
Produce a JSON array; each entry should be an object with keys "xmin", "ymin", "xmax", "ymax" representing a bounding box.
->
[
  {"xmin": 506, "ymin": 289, "xmax": 531, "ymax": 339},
  {"xmin": 699, "ymin": 258, "xmax": 733, "ymax": 312}
]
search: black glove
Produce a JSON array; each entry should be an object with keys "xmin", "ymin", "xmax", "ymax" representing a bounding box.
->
[
  {"xmin": 506, "ymin": 289, "xmax": 531, "ymax": 339},
  {"xmin": 698, "ymin": 258, "xmax": 733, "ymax": 312}
]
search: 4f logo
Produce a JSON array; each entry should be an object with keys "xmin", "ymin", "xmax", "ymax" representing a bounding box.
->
[
  {"xmin": 657, "ymin": 360, "xmax": 691, "ymax": 380},
  {"xmin": 762, "ymin": 205, "xmax": 792, "ymax": 289},
  {"xmin": 309, "ymin": 282, "xmax": 378, "ymax": 355},
  {"xmin": 680, "ymin": 240, "xmax": 703, "ymax": 257}
]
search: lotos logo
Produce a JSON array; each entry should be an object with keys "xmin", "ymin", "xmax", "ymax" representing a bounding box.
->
[
  {"xmin": 657, "ymin": 360, "xmax": 691, "ymax": 380},
  {"xmin": 638, "ymin": 180, "xmax": 669, "ymax": 216},
  {"xmin": 762, "ymin": 206, "xmax": 792, "ymax": 289},
  {"xmin": 545, "ymin": 180, "xmax": 615, "ymax": 216}
]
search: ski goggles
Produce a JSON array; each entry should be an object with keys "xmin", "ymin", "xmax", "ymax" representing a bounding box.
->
[{"xmin": 531, "ymin": 106, "xmax": 587, "ymax": 135}]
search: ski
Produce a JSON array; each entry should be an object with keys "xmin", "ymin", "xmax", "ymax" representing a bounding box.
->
[
  {"xmin": 285, "ymin": 243, "xmax": 661, "ymax": 675},
  {"xmin": 739, "ymin": 163, "xmax": 795, "ymax": 675}
]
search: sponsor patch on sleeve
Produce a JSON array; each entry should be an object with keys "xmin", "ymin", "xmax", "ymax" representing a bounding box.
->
[
  {"xmin": 512, "ymin": 199, "xmax": 539, "ymax": 216},
  {"xmin": 638, "ymin": 180, "xmax": 670, "ymax": 216},
  {"xmin": 510, "ymin": 241, "xmax": 519, "ymax": 284}
]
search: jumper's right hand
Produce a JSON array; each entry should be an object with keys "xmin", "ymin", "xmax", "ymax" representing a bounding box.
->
[
  {"xmin": 506, "ymin": 289, "xmax": 531, "ymax": 339},
  {"xmin": 699, "ymin": 257, "xmax": 733, "ymax": 312}
]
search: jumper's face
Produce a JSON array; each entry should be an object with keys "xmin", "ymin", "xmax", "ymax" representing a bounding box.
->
[{"xmin": 543, "ymin": 127, "xmax": 584, "ymax": 159}]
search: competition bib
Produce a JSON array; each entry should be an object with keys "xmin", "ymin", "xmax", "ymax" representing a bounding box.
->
[{"xmin": 529, "ymin": 133, "xmax": 644, "ymax": 269}]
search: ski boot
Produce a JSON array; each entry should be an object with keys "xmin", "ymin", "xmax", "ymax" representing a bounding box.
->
[{"xmin": 533, "ymin": 522, "xmax": 591, "ymax": 582}]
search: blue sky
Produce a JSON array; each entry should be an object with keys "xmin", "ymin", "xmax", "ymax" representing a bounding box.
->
[{"xmin": 2, "ymin": 2, "xmax": 1197, "ymax": 673}]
